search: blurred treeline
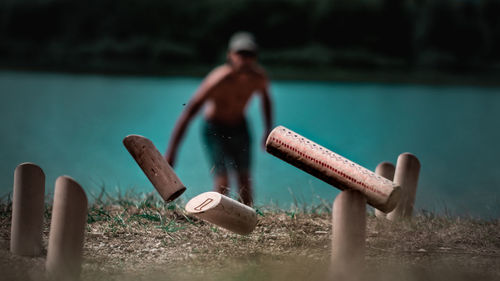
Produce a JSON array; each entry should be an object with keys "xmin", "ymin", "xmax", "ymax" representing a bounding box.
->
[{"xmin": 1, "ymin": 0, "xmax": 499, "ymax": 76}]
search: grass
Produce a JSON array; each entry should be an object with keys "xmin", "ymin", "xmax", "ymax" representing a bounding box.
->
[{"xmin": 0, "ymin": 191, "xmax": 499, "ymax": 281}]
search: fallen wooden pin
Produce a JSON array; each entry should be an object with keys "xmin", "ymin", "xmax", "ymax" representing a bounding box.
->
[
  {"xmin": 265, "ymin": 125, "xmax": 401, "ymax": 213},
  {"xmin": 185, "ymin": 192, "xmax": 257, "ymax": 235},
  {"xmin": 10, "ymin": 162, "xmax": 45, "ymax": 257},
  {"xmin": 46, "ymin": 176, "xmax": 88, "ymax": 281},
  {"xmin": 123, "ymin": 135, "xmax": 186, "ymax": 202}
]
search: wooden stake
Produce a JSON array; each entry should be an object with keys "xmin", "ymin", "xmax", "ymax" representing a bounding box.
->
[
  {"xmin": 387, "ymin": 153, "xmax": 421, "ymax": 221},
  {"xmin": 266, "ymin": 126, "xmax": 400, "ymax": 212},
  {"xmin": 123, "ymin": 135, "xmax": 186, "ymax": 202},
  {"xmin": 374, "ymin": 162, "xmax": 395, "ymax": 219},
  {"xmin": 46, "ymin": 176, "xmax": 88, "ymax": 281},
  {"xmin": 331, "ymin": 190, "xmax": 366, "ymax": 278},
  {"xmin": 10, "ymin": 163, "xmax": 45, "ymax": 256},
  {"xmin": 185, "ymin": 192, "xmax": 257, "ymax": 235}
]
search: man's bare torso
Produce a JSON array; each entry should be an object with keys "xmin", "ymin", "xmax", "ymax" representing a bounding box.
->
[{"xmin": 203, "ymin": 64, "xmax": 267, "ymax": 125}]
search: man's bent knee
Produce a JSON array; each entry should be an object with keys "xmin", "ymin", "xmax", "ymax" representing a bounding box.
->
[{"xmin": 214, "ymin": 173, "xmax": 229, "ymax": 195}]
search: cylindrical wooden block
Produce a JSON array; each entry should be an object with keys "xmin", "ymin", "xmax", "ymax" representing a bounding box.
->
[
  {"xmin": 10, "ymin": 163, "xmax": 45, "ymax": 256},
  {"xmin": 185, "ymin": 192, "xmax": 257, "ymax": 235},
  {"xmin": 331, "ymin": 190, "xmax": 366, "ymax": 275},
  {"xmin": 266, "ymin": 126, "xmax": 400, "ymax": 212},
  {"xmin": 46, "ymin": 176, "xmax": 88, "ymax": 281},
  {"xmin": 374, "ymin": 162, "xmax": 395, "ymax": 219},
  {"xmin": 387, "ymin": 153, "xmax": 421, "ymax": 221},
  {"xmin": 123, "ymin": 135, "xmax": 186, "ymax": 202}
]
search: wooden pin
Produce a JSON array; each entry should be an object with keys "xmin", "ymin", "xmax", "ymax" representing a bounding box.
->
[
  {"xmin": 331, "ymin": 190, "xmax": 366, "ymax": 279},
  {"xmin": 185, "ymin": 192, "xmax": 257, "ymax": 235},
  {"xmin": 46, "ymin": 176, "xmax": 88, "ymax": 281},
  {"xmin": 387, "ymin": 153, "xmax": 421, "ymax": 221},
  {"xmin": 10, "ymin": 163, "xmax": 45, "ymax": 256},
  {"xmin": 266, "ymin": 126, "xmax": 400, "ymax": 212},
  {"xmin": 123, "ymin": 135, "xmax": 186, "ymax": 202},
  {"xmin": 374, "ymin": 162, "xmax": 395, "ymax": 218}
]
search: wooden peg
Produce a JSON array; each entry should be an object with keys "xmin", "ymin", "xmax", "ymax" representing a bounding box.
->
[
  {"xmin": 387, "ymin": 153, "xmax": 421, "ymax": 221},
  {"xmin": 10, "ymin": 163, "xmax": 45, "ymax": 256},
  {"xmin": 46, "ymin": 176, "xmax": 88, "ymax": 281},
  {"xmin": 374, "ymin": 162, "xmax": 395, "ymax": 218},
  {"xmin": 266, "ymin": 126, "xmax": 400, "ymax": 212},
  {"xmin": 185, "ymin": 192, "xmax": 257, "ymax": 235},
  {"xmin": 123, "ymin": 134, "xmax": 186, "ymax": 202},
  {"xmin": 331, "ymin": 190, "xmax": 366, "ymax": 278}
]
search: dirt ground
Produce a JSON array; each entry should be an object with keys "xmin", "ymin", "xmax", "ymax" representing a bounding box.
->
[{"xmin": 1, "ymin": 200, "xmax": 499, "ymax": 281}]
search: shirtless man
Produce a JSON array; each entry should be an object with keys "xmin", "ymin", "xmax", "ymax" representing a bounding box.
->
[{"xmin": 165, "ymin": 32, "xmax": 273, "ymax": 206}]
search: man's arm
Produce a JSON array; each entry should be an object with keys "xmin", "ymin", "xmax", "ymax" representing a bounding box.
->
[
  {"xmin": 165, "ymin": 67, "xmax": 227, "ymax": 166},
  {"xmin": 259, "ymin": 78, "xmax": 273, "ymax": 149}
]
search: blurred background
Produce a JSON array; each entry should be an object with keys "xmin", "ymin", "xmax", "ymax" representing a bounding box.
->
[
  {"xmin": 1, "ymin": 0, "xmax": 500, "ymax": 81},
  {"xmin": 1, "ymin": 0, "xmax": 500, "ymax": 219}
]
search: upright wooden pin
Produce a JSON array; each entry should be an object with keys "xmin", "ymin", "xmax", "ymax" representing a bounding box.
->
[
  {"xmin": 123, "ymin": 135, "xmax": 186, "ymax": 202},
  {"xmin": 185, "ymin": 192, "xmax": 257, "ymax": 235},
  {"xmin": 331, "ymin": 190, "xmax": 366, "ymax": 278},
  {"xmin": 374, "ymin": 162, "xmax": 395, "ymax": 219},
  {"xmin": 10, "ymin": 163, "xmax": 45, "ymax": 256},
  {"xmin": 46, "ymin": 176, "xmax": 88, "ymax": 281},
  {"xmin": 387, "ymin": 153, "xmax": 421, "ymax": 221}
]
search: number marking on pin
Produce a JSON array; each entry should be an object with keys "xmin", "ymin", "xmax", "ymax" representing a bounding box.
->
[{"xmin": 194, "ymin": 198, "xmax": 214, "ymax": 211}]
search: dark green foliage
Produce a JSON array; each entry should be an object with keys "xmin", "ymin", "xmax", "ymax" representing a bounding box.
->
[{"xmin": 0, "ymin": 0, "xmax": 499, "ymax": 73}]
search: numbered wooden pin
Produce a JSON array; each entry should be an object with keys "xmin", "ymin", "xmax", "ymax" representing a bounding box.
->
[
  {"xmin": 46, "ymin": 176, "xmax": 88, "ymax": 281},
  {"xmin": 185, "ymin": 192, "xmax": 257, "ymax": 235},
  {"xmin": 266, "ymin": 126, "xmax": 401, "ymax": 212},
  {"xmin": 387, "ymin": 153, "xmax": 421, "ymax": 221},
  {"xmin": 123, "ymin": 135, "xmax": 186, "ymax": 202},
  {"xmin": 10, "ymin": 162, "xmax": 45, "ymax": 256},
  {"xmin": 374, "ymin": 162, "xmax": 395, "ymax": 219}
]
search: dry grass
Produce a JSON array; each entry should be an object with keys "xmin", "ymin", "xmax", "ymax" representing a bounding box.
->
[{"xmin": 1, "ymin": 192, "xmax": 499, "ymax": 281}]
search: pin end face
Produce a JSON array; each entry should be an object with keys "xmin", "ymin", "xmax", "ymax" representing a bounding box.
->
[
  {"xmin": 17, "ymin": 162, "xmax": 41, "ymax": 169},
  {"xmin": 15, "ymin": 162, "xmax": 45, "ymax": 177},
  {"xmin": 185, "ymin": 192, "xmax": 222, "ymax": 213},
  {"xmin": 123, "ymin": 134, "xmax": 148, "ymax": 146},
  {"xmin": 163, "ymin": 186, "xmax": 186, "ymax": 203},
  {"xmin": 377, "ymin": 161, "xmax": 395, "ymax": 170},
  {"xmin": 398, "ymin": 152, "xmax": 421, "ymax": 168},
  {"xmin": 375, "ymin": 184, "xmax": 402, "ymax": 213},
  {"xmin": 265, "ymin": 125, "xmax": 288, "ymax": 151},
  {"xmin": 55, "ymin": 175, "xmax": 88, "ymax": 206}
]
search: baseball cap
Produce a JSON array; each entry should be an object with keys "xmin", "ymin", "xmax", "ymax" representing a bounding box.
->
[{"xmin": 228, "ymin": 32, "xmax": 258, "ymax": 53}]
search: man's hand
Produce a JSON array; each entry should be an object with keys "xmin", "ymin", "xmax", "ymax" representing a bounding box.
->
[
  {"xmin": 165, "ymin": 152, "xmax": 176, "ymax": 167},
  {"xmin": 261, "ymin": 131, "xmax": 270, "ymax": 150}
]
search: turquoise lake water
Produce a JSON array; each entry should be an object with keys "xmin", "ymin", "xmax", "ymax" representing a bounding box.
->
[{"xmin": 1, "ymin": 71, "xmax": 499, "ymax": 218}]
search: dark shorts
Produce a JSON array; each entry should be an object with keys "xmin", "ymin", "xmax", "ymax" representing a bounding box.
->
[{"xmin": 202, "ymin": 119, "xmax": 251, "ymax": 175}]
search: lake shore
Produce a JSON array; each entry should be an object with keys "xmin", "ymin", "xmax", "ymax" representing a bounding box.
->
[
  {"xmin": 2, "ymin": 62, "xmax": 500, "ymax": 87},
  {"xmin": 1, "ymin": 196, "xmax": 499, "ymax": 281}
]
